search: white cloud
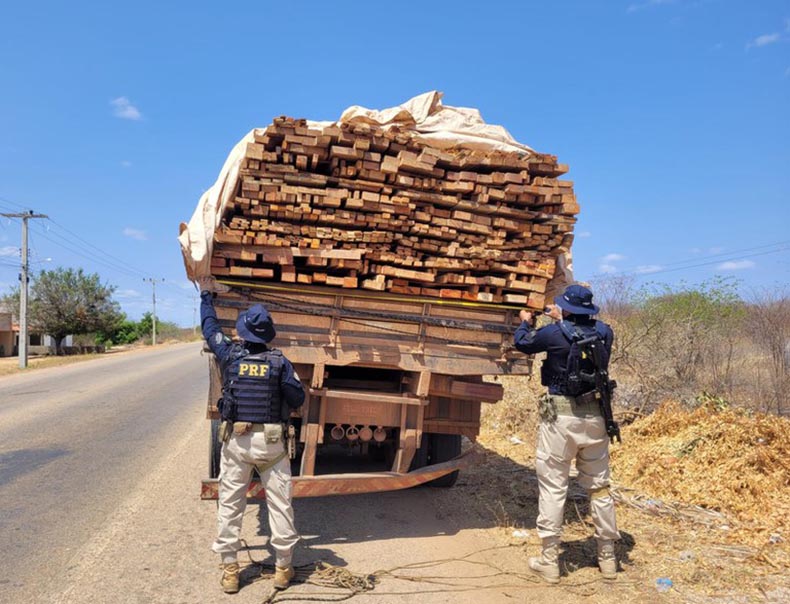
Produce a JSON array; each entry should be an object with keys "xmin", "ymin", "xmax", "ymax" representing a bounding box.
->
[
  {"xmin": 116, "ymin": 289, "xmax": 142, "ymax": 299},
  {"xmin": 717, "ymin": 260, "xmax": 756, "ymax": 271},
  {"xmin": 599, "ymin": 264, "xmax": 619, "ymax": 274},
  {"xmin": 576, "ymin": 231, "xmax": 592, "ymax": 238},
  {"xmin": 123, "ymin": 227, "xmax": 147, "ymax": 241},
  {"xmin": 601, "ymin": 253, "xmax": 625, "ymax": 263},
  {"xmin": 627, "ymin": 0, "xmax": 676, "ymax": 13},
  {"xmin": 0, "ymin": 246, "xmax": 18, "ymax": 257},
  {"xmin": 635, "ymin": 265, "xmax": 663, "ymax": 274},
  {"xmin": 120, "ymin": 160, "xmax": 132, "ymax": 168},
  {"xmin": 110, "ymin": 97, "xmax": 142, "ymax": 120},
  {"xmin": 708, "ymin": 246, "xmax": 724, "ymax": 254},
  {"xmin": 747, "ymin": 33, "xmax": 781, "ymax": 49}
]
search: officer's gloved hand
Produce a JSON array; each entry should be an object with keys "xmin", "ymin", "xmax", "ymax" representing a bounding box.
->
[
  {"xmin": 545, "ymin": 304, "xmax": 562, "ymax": 321},
  {"xmin": 196, "ymin": 276, "xmax": 230, "ymax": 294},
  {"xmin": 519, "ymin": 309, "xmax": 534, "ymax": 324}
]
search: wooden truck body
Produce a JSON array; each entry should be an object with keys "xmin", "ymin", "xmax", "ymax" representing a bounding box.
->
[{"xmin": 200, "ymin": 280, "xmax": 530, "ymax": 499}]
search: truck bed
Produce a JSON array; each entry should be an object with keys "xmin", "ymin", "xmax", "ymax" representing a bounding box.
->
[{"xmin": 202, "ymin": 279, "xmax": 531, "ymax": 498}]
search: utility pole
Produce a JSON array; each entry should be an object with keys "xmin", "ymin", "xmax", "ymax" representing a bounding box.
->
[
  {"xmin": 143, "ymin": 278, "xmax": 164, "ymax": 346},
  {"xmin": 1, "ymin": 211, "xmax": 48, "ymax": 369}
]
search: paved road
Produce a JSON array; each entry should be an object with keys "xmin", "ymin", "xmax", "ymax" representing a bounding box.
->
[
  {"xmin": 0, "ymin": 343, "xmax": 207, "ymax": 604},
  {"xmin": 0, "ymin": 344, "xmax": 559, "ymax": 604}
]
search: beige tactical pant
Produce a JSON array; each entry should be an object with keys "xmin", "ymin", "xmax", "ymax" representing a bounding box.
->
[
  {"xmin": 212, "ymin": 428, "xmax": 299, "ymax": 566},
  {"xmin": 535, "ymin": 413, "xmax": 620, "ymax": 542}
]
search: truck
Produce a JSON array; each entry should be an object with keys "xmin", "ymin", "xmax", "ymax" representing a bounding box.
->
[
  {"xmin": 180, "ymin": 92, "xmax": 575, "ymax": 500},
  {"xmin": 200, "ymin": 280, "xmax": 531, "ymax": 499}
]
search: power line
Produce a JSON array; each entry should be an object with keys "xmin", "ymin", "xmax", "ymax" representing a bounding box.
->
[
  {"xmin": 0, "ymin": 194, "xmax": 160, "ymax": 282},
  {"xmin": 0, "ymin": 195, "xmax": 30, "ymax": 212},
  {"xmin": 1, "ymin": 210, "xmax": 48, "ymax": 369},
  {"xmin": 598, "ymin": 244, "xmax": 790, "ymax": 279},
  {"xmin": 636, "ymin": 239, "xmax": 790, "ymax": 270},
  {"xmin": 37, "ymin": 219, "xmax": 192, "ymax": 301},
  {"xmin": 29, "ymin": 222, "xmax": 147, "ymax": 280},
  {"xmin": 45, "ymin": 217, "xmax": 150, "ymax": 279}
]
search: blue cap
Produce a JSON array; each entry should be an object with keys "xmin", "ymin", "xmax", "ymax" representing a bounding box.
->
[
  {"xmin": 554, "ymin": 284, "xmax": 600, "ymax": 315},
  {"xmin": 235, "ymin": 304, "xmax": 276, "ymax": 344}
]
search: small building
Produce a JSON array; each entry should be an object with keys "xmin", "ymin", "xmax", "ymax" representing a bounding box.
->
[
  {"xmin": 0, "ymin": 312, "xmax": 16, "ymax": 357},
  {"xmin": 0, "ymin": 311, "xmax": 75, "ymax": 356},
  {"xmin": 30, "ymin": 334, "xmax": 75, "ymax": 355}
]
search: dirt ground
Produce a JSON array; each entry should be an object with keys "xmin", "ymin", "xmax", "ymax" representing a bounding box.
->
[
  {"xmin": 0, "ymin": 352, "xmax": 108, "ymax": 375},
  {"xmin": 471, "ymin": 375, "xmax": 790, "ymax": 604},
  {"xmin": 4, "ymin": 348, "xmax": 788, "ymax": 604}
]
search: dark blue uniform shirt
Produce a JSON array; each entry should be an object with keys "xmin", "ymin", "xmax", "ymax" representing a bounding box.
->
[
  {"xmin": 200, "ymin": 291, "xmax": 305, "ymax": 409},
  {"xmin": 514, "ymin": 316, "xmax": 614, "ymax": 394}
]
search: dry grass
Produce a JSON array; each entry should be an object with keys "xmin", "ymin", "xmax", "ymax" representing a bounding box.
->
[
  {"xmin": 0, "ymin": 353, "xmax": 106, "ymax": 376},
  {"xmin": 471, "ymin": 377, "xmax": 790, "ymax": 602},
  {"xmin": 611, "ymin": 402, "xmax": 790, "ymax": 553},
  {"xmin": 0, "ymin": 343, "xmax": 176, "ymax": 377}
]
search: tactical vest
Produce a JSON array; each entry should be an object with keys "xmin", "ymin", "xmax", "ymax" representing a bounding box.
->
[{"xmin": 222, "ymin": 346, "xmax": 284, "ymax": 423}]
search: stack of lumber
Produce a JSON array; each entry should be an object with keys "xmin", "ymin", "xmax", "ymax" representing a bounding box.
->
[{"xmin": 211, "ymin": 117, "xmax": 578, "ymax": 309}]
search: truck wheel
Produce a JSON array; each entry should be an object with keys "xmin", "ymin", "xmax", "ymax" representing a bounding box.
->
[
  {"xmin": 409, "ymin": 437, "xmax": 429, "ymax": 471},
  {"xmin": 427, "ymin": 434, "xmax": 461, "ymax": 488},
  {"xmin": 210, "ymin": 419, "xmax": 222, "ymax": 479},
  {"xmin": 370, "ymin": 442, "xmax": 395, "ymax": 467}
]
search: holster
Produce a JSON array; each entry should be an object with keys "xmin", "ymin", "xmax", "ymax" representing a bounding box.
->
[
  {"xmin": 286, "ymin": 424, "xmax": 297, "ymax": 459},
  {"xmin": 538, "ymin": 393, "xmax": 558, "ymax": 423},
  {"xmin": 281, "ymin": 400, "xmax": 292, "ymax": 423},
  {"xmin": 219, "ymin": 420, "xmax": 232, "ymax": 443}
]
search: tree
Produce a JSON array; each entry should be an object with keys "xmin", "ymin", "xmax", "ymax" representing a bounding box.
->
[
  {"xmin": 747, "ymin": 288, "xmax": 790, "ymax": 415},
  {"xmin": 3, "ymin": 268, "xmax": 123, "ymax": 354},
  {"xmin": 95, "ymin": 314, "xmax": 141, "ymax": 345}
]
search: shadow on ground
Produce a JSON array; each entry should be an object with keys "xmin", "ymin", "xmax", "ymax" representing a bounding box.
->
[{"xmin": 243, "ymin": 442, "xmax": 635, "ymax": 575}]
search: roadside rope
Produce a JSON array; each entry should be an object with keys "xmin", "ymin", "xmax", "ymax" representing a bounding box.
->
[{"xmin": 234, "ymin": 542, "xmax": 637, "ymax": 603}]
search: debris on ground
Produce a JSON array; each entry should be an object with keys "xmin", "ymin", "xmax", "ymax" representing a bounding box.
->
[
  {"xmin": 473, "ymin": 379, "xmax": 790, "ymax": 601},
  {"xmin": 611, "ymin": 401, "xmax": 790, "ymax": 558}
]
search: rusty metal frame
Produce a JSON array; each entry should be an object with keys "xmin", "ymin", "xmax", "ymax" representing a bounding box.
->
[{"xmin": 200, "ymin": 447, "xmax": 478, "ymax": 500}]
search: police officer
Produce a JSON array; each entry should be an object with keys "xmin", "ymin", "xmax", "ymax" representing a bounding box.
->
[
  {"xmin": 514, "ymin": 284, "xmax": 620, "ymax": 583},
  {"xmin": 198, "ymin": 277, "xmax": 305, "ymax": 594}
]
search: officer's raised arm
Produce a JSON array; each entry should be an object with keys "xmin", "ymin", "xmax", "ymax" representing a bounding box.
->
[
  {"xmin": 198, "ymin": 279, "xmax": 233, "ymax": 364},
  {"xmin": 514, "ymin": 309, "xmax": 552, "ymax": 354},
  {"xmin": 279, "ymin": 359, "xmax": 306, "ymax": 409}
]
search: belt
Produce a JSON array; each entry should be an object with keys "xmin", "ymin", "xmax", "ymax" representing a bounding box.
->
[
  {"xmin": 549, "ymin": 392, "xmax": 602, "ymax": 417},
  {"xmin": 234, "ymin": 422, "xmax": 282, "ymax": 432}
]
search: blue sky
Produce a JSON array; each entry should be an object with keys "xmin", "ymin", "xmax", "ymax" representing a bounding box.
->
[{"xmin": 0, "ymin": 1, "xmax": 788, "ymax": 325}]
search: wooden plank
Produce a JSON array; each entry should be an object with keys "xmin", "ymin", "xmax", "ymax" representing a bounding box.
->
[
  {"xmin": 428, "ymin": 375, "xmax": 504, "ymax": 402},
  {"xmin": 311, "ymin": 388, "xmax": 425, "ymax": 406}
]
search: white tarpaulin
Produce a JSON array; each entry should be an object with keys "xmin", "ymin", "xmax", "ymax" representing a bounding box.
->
[
  {"xmin": 179, "ymin": 91, "xmax": 570, "ymax": 284},
  {"xmin": 337, "ymin": 90, "xmax": 533, "ymax": 154}
]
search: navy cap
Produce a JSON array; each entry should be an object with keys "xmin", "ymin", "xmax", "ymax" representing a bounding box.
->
[
  {"xmin": 554, "ymin": 284, "xmax": 600, "ymax": 315},
  {"xmin": 236, "ymin": 304, "xmax": 276, "ymax": 344}
]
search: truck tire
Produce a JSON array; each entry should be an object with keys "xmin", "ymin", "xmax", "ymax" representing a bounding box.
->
[
  {"xmin": 209, "ymin": 419, "xmax": 222, "ymax": 479},
  {"xmin": 370, "ymin": 442, "xmax": 396, "ymax": 467},
  {"xmin": 409, "ymin": 437, "xmax": 429, "ymax": 471},
  {"xmin": 427, "ymin": 433, "xmax": 461, "ymax": 488}
]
